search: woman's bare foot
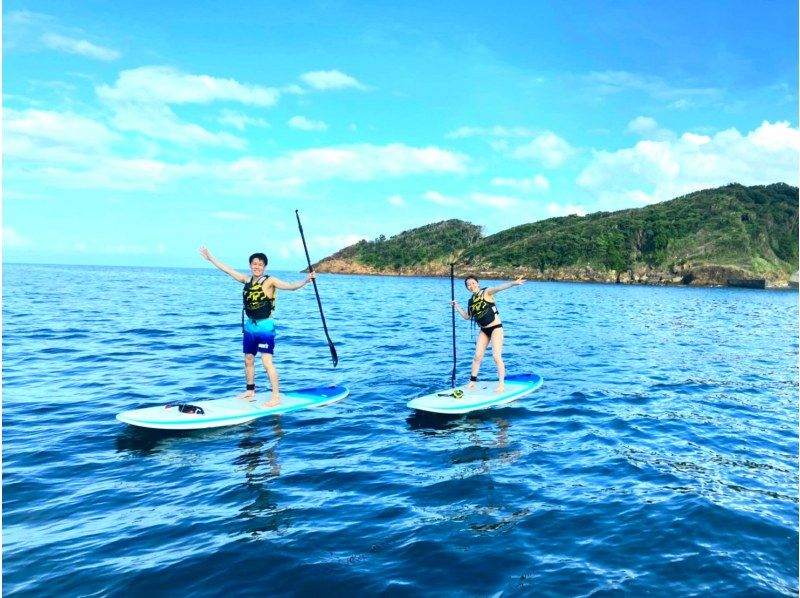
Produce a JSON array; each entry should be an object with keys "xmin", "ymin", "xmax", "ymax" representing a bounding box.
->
[
  {"xmin": 237, "ymin": 390, "xmax": 255, "ymax": 400},
  {"xmin": 262, "ymin": 394, "xmax": 280, "ymax": 408},
  {"xmin": 467, "ymin": 381, "xmax": 476, "ymax": 389},
  {"xmin": 495, "ymin": 384, "xmax": 505, "ymax": 393}
]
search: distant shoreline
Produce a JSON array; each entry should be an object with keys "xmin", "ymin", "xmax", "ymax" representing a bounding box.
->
[{"xmin": 306, "ymin": 266, "xmax": 799, "ymax": 290}]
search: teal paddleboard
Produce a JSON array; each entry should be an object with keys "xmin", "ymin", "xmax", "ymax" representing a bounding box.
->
[
  {"xmin": 407, "ymin": 373, "xmax": 542, "ymax": 414},
  {"xmin": 116, "ymin": 385, "xmax": 349, "ymax": 430}
]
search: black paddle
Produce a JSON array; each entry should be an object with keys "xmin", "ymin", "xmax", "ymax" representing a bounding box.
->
[
  {"xmin": 450, "ymin": 262, "xmax": 457, "ymax": 388},
  {"xmin": 295, "ymin": 210, "xmax": 339, "ymax": 367}
]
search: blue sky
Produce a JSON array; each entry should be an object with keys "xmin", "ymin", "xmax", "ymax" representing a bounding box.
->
[{"xmin": 4, "ymin": 0, "xmax": 798, "ymax": 269}]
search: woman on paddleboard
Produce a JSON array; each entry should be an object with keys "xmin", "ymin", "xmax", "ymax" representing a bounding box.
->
[
  {"xmin": 199, "ymin": 247, "xmax": 315, "ymax": 407},
  {"xmin": 452, "ymin": 275, "xmax": 525, "ymax": 392}
]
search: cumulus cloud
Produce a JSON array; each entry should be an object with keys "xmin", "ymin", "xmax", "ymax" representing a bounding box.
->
[
  {"xmin": 547, "ymin": 203, "xmax": 587, "ymax": 217},
  {"xmin": 97, "ymin": 66, "xmax": 280, "ymax": 105},
  {"xmin": 299, "ymin": 70, "xmax": 367, "ymax": 91},
  {"xmin": 289, "ymin": 115, "xmax": 328, "ymax": 131},
  {"xmin": 472, "ymin": 192, "xmax": 520, "ymax": 210},
  {"xmin": 626, "ymin": 116, "xmax": 674, "ymax": 140},
  {"xmin": 5, "ymin": 108, "xmax": 120, "ymax": 148},
  {"xmin": 219, "ymin": 110, "xmax": 269, "ymax": 131},
  {"xmin": 288, "ymin": 234, "xmax": 366, "ymax": 256},
  {"xmin": 584, "ymin": 70, "xmax": 720, "ymax": 102},
  {"xmin": 3, "ymin": 227, "xmax": 33, "ymax": 248},
  {"xmin": 22, "ymin": 158, "xmax": 200, "ymax": 191},
  {"xmin": 577, "ymin": 120, "xmax": 800, "ymax": 208},
  {"xmin": 490, "ymin": 176, "xmax": 549, "ymax": 193},
  {"xmin": 220, "ymin": 144, "xmax": 468, "ymax": 195},
  {"xmin": 446, "ymin": 125, "xmax": 536, "ymax": 139},
  {"xmin": 109, "ymin": 102, "xmax": 246, "ymax": 148},
  {"xmin": 423, "ymin": 191, "xmax": 460, "ymax": 206},
  {"xmin": 4, "ymin": 108, "xmax": 122, "ymax": 165},
  {"xmin": 93, "ymin": 66, "xmax": 282, "ymax": 147},
  {"xmin": 41, "ymin": 33, "xmax": 119, "ymax": 61},
  {"xmin": 513, "ymin": 131, "xmax": 575, "ymax": 167}
]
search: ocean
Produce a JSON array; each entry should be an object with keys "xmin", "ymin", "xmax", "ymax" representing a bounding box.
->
[{"xmin": 3, "ymin": 263, "xmax": 798, "ymax": 596}]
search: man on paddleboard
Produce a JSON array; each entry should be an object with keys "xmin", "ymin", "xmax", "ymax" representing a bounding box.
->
[
  {"xmin": 199, "ymin": 247, "xmax": 315, "ymax": 407},
  {"xmin": 451, "ymin": 275, "xmax": 525, "ymax": 392}
]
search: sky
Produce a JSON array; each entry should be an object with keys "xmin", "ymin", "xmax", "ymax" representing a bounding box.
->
[{"xmin": 3, "ymin": 0, "xmax": 798, "ymax": 270}]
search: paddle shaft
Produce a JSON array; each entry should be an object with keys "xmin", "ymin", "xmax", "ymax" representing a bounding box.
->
[
  {"xmin": 295, "ymin": 210, "xmax": 339, "ymax": 367},
  {"xmin": 451, "ymin": 263, "xmax": 456, "ymax": 388}
]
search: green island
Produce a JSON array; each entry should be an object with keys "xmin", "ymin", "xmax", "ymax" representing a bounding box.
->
[{"xmin": 313, "ymin": 183, "xmax": 799, "ymax": 288}]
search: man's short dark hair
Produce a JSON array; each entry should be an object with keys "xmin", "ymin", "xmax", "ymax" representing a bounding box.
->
[
  {"xmin": 464, "ymin": 274, "xmax": 479, "ymax": 287},
  {"xmin": 249, "ymin": 252, "xmax": 268, "ymax": 265}
]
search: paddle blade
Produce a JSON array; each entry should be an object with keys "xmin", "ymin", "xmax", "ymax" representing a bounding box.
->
[{"xmin": 329, "ymin": 342, "xmax": 339, "ymax": 368}]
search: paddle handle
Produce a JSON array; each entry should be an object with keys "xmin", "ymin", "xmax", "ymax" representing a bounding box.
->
[{"xmin": 295, "ymin": 210, "xmax": 339, "ymax": 367}]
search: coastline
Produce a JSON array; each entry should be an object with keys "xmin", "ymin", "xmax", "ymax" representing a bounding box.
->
[{"xmin": 311, "ymin": 260, "xmax": 798, "ymax": 290}]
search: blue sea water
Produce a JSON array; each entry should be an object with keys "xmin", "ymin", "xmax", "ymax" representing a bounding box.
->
[{"xmin": 3, "ymin": 263, "xmax": 798, "ymax": 597}]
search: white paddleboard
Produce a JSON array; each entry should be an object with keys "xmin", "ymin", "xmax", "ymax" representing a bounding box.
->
[
  {"xmin": 116, "ymin": 385, "xmax": 349, "ymax": 430},
  {"xmin": 407, "ymin": 373, "xmax": 542, "ymax": 414}
]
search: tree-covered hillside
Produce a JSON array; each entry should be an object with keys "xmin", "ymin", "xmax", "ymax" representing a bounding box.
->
[
  {"xmin": 463, "ymin": 183, "xmax": 798, "ymax": 277},
  {"xmin": 314, "ymin": 183, "xmax": 799, "ymax": 285},
  {"xmin": 320, "ymin": 219, "xmax": 482, "ymax": 271}
]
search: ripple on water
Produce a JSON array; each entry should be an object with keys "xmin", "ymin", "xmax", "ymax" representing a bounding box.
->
[{"xmin": 2, "ymin": 266, "xmax": 797, "ymax": 596}]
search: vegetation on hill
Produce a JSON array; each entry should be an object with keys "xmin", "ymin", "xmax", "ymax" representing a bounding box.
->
[
  {"xmin": 464, "ymin": 183, "xmax": 798, "ymax": 276},
  {"xmin": 313, "ymin": 183, "xmax": 799, "ymax": 285},
  {"xmin": 323, "ymin": 219, "xmax": 483, "ymax": 271}
]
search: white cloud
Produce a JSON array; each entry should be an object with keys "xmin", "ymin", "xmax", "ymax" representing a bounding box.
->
[
  {"xmin": 446, "ymin": 125, "xmax": 536, "ymax": 139},
  {"xmin": 109, "ymin": 102, "xmax": 246, "ymax": 148},
  {"xmin": 668, "ymin": 99, "xmax": 692, "ymax": 110},
  {"xmin": 289, "ymin": 115, "xmax": 328, "ymax": 131},
  {"xmin": 4, "ymin": 108, "xmax": 122, "ymax": 165},
  {"xmin": 547, "ymin": 203, "xmax": 587, "ymax": 217},
  {"xmin": 5, "ymin": 108, "xmax": 119, "ymax": 148},
  {"xmin": 299, "ymin": 70, "xmax": 367, "ymax": 91},
  {"xmin": 3, "ymin": 227, "xmax": 33, "ymax": 248},
  {"xmin": 13, "ymin": 158, "xmax": 202, "ymax": 191},
  {"xmin": 584, "ymin": 70, "xmax": 719, "ymax": 102},
  {"xmin": 423, "ymin": 191, "xmax": 460, "ymax": 206},
  {"xmin": 212, "ymin": 211, "xmax": 250, "ymax": 220},
  {"xmin": 388, "ymin": 194, "xmax": 405, "ymax": 206},
  {"xmin": 97, "ymin": 66, "xmax": 281, "ymax": 105},
  {"xmin": 681, "ymin": 132, "xmax": 710, "ymax": 146},
  {"xmin": 626, "ymin": 116, "xmax": 674, "ymax": 140},
  {"xmin": 288, "ymin": 234, "xmax": 365, "ymax": 256},
  {"xmin": 491, "ymin": 176, "xmax": 549, "ymax": 193},
  {"xmin": 626, "ymin": 116, "xmax": 658, "ymax": 135},
  {"xmin": 472, "ymin": 192, "xmax": 520, "ymax": 210},
  {"xmin": 219, "ymin": 110, "xmax": 269, "ymax": 131},
  {"xmin": 577, "ymin": 120, "xmax": 800, "ymax": 209},
  {"xmin": 97, "ymin": 243, "xmax": 168, "ymax": 255},
  {"xmin": 208, "ymin": 144, "xmax": 466, "ymax": 196},
  {"xmin": 41, "ymin": 33, "xmax": 119, "ymax": 61},
  {"xmin": 6, "ymin": 119, "xmax": 467, "ymax": 193},
  {"xmin": 513, "ymin": 131, "xmax": 575, "ymax": 167}
]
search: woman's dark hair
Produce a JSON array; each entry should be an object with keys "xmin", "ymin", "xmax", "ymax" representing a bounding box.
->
[
  {"xmin": 463, "ymin": 275, "xmax": 479, "ymax": 287},
  {"xmin": 249, "ymin": 252, "xmax": 268, "ymax": 265}
]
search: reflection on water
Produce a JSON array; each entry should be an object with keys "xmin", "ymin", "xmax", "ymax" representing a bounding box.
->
[{"xmin": 236, "ymin": 419, "xmax": 286, "ymax": 539}]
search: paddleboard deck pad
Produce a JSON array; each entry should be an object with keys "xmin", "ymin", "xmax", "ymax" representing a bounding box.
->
[
  {"xmin": 117, "ymin": 385, "xmax": 349, "ymax": 430},
  {"xmin": 407, "ymin": 373, "xmax": 542, "ymax": 414}
]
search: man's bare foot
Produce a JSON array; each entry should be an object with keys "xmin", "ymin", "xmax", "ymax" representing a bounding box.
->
[
  {"xmin": 495, "ymin": 384, "xmax": 505, "ymax": 393},
  {"xmin": 467, "ymin": 381, "xmax": 476, "ymax": 389},
  {"xmin": 262, "ymin": 394, "xmax": 280, "ymax": 408},
  {"xmin": 237, "ymin": 390, "xmax": 255, "ymax": 400}
]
